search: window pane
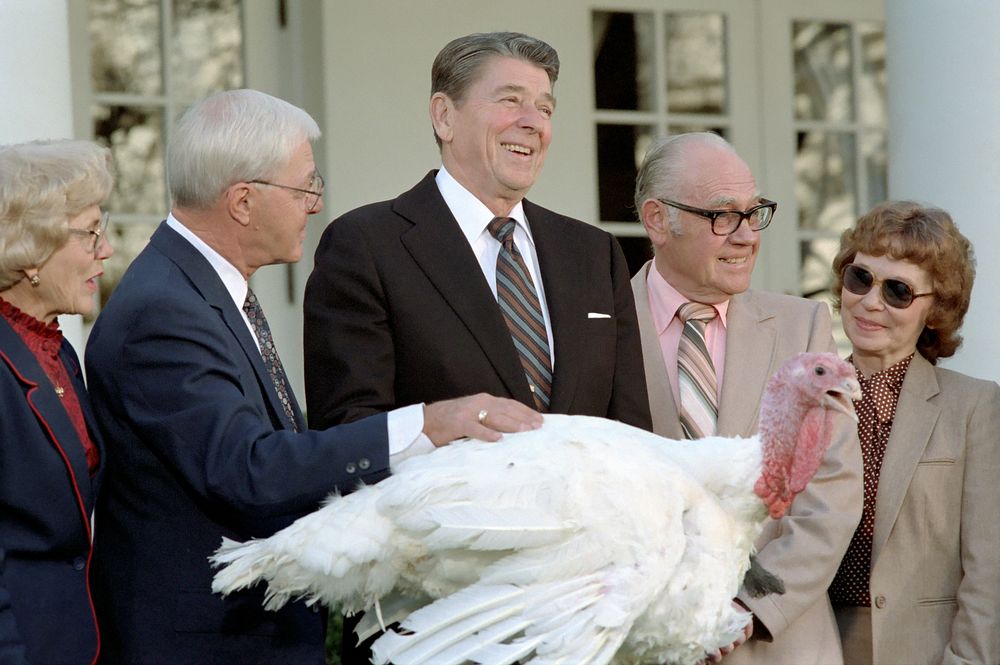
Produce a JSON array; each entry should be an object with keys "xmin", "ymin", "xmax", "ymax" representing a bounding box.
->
[
  {"xmin": 597, "ymin": 124, "xmax": 654, "ymax": 222},
  {"xmin": 665, "ymin": 13, "xmax": 727, "ymax": 115},
  {"xmin": 858, "ymin": 22, "xmax": 887, "ymax": 126},
  {"xmin": 89, "ymin": 0, "xmax": 163, "ymax": 95},
  {"xmin": 93, "ymin": 105, "xmax": 166, "ymax": 215},
  {"xmin": 793, "ymin": 22, "xmax": 854, "ymax": 122},
  {"xmin": 593, "ymin": 11, "xmax": 655, "ymax": 111},
  {"xmin": 171, "ymin": 0, "xmax": 244, "ymax": 101},
  {"xmin": 800, "ymin": 237, "xmax": 839, "ymax": 299},
  {"xmin": 616, "ymin": 236, "xmax": 653, "ymax": 278},
  {"xmin": 796, "ymin": 131, "xmax": 857, "ymax": 231},
  {"xmin": 801, "ymin": 239, "xmax": 851, "ymax": 353},
  {"xmin": 861, "ymin": 131, "xmax": 887, "ymax": 210}
]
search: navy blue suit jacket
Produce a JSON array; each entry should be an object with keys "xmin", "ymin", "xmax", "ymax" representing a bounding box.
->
[
  {"xmin": 0, "ymin": 318, "xmax": 103, "ymax": 665},
  {"xmin": 84, "ymin": 223, "xmax": 390, "ymax": 664}
]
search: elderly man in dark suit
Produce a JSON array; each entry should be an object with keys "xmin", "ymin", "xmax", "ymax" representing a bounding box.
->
[
  {"xmin": 304, "ymin": 31, "xmax": 650, "ymax": 437},
  {"xmin": 303, "ymin": 31, "xmax": 651, "ymax": 661},
  {"xmin": 84, "ymin": 88, "xmax": 540, "ymax": 665}
]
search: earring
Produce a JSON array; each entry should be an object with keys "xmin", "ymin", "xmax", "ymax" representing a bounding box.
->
[{"xmin": 28, "ymin": 274, "xmax": 40, "ymax": 287}]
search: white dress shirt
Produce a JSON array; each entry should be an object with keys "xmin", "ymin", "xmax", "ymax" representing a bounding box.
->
[{"xmin": 435, "ymin": 166, "xmax": 555, "ymax": 366}]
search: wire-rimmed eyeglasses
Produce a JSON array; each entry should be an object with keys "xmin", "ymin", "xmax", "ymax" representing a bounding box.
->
[
  {"xmin": 66, "ymin": 210, "xmax": 110, "ymax": 254},
  {"xmin": 249, "ymin": 172, "xmax": 325, "ymax": 213},
  {"xmin": 657, "ymin": 197, "xmax": 777, "ymax": 236}
]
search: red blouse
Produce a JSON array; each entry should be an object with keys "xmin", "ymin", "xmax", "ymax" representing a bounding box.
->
[{"xmin": 0, "ymin": 298, "xmax": 100, "ymax": 474}]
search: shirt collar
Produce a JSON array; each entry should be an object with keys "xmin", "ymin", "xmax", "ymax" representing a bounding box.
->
[
  {"xmin": 166, "ymin": 213, "xmax": 248, "ymax": 312},
  {"xmin": 646, "ymin": 262, "xmax": 730, "ymax": 333},
  {"xmin": 435, "ymin": 166, "xmax": 532, "ymax": 246}
]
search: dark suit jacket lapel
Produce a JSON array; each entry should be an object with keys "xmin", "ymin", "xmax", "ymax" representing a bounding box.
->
[
  {"xmin": 149, "ymin": 223, "xmax": 302, "ymax": 431},
  {"xmin": 718, "ymin": 291, "xmax": 777, "ymax": 437},
  {"xmin": 0, "ymin": 318, "xmax": 95, "ymax": 508},
  {"xmin": 394, "ymin": 173, "xmax": 534, "ymax": 405},
  {"xmin": 524, "ymin": 200, "xmax": 582, "ymax": 414},
  {"xmin": 871, "ymin": 354, "xmax": 939, "ymax": 564}
]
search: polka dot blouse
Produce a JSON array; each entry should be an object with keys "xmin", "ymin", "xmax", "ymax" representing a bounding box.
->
[{"xmin": 829, "ymin": 353, "xmax": 913, "ymax": 607}]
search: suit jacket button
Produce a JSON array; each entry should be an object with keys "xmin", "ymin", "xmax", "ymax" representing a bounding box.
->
[
  {"xmin": 358, "ymin": 458, "xmax": 371, "ymax": 471},
  {"xmin": 345, "ymin": 462, "xmax": 357, "ymax": 474},
  {"xmin": 73, "ymin": 557, "xmax": 86, "ymax": 571},
  {"xmin": 874, "ymin": 595, "xmax": 886, "ymax": 608}
]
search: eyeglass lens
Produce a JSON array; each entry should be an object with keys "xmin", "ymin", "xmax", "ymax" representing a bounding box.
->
[
  {"xmin": 306, "ymin": 174, "xmax": 324, "ymax": 212},
  {"xmin": 842, "ymin": 264, "xmax": 916, "ymax": 309},
  {"xmin": 715, "ymin": 206, "xmax": 773, "ymax": 234}
]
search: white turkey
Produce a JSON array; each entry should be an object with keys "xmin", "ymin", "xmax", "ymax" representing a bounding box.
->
[{"xmin": 211, "ymin": 351, "xmax": 858, "ymax": 665}]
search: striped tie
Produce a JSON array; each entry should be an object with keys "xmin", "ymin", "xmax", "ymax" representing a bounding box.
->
[
  {"xmin": 677, "ymin": 302, "xmax": 718, "ymax": 439},
  {"xmin": 488, "ymin": 217, "xmax": 552, "ymax": 412},
  {"xmin": 243, "ymin": 288, "xmax": 300, "ymax": 431}
]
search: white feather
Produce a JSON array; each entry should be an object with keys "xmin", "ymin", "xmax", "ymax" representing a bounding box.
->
[{"xmin": 211, "ymin": 353, "xmax": 856, "ymax": 665}]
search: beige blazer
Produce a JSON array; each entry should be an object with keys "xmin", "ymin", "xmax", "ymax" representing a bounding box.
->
[
  {"xmin": 840, "ymin": 354, "xmax": 1000, "ymax": 665},
  {"xmin": 632, "ymin": 261, "xmax": 863, "ymax": 665}
]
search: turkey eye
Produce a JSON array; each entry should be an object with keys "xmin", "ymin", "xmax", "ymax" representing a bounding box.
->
[{"xmin": 814, "ymin": 366, "xmax": 826, "ymax": 376}]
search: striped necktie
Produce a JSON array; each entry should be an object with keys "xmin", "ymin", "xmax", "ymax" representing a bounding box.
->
[
  {"xmin": 677, "ymin": 301, "xmax": 718, "ymax": 439},
  {"xmin": 488, "ymin": 216, "xmax": 552, "ymax": 412},
  {"xmin": 243, "ymin": 288, "xmax": 300, "ymax": 431}
]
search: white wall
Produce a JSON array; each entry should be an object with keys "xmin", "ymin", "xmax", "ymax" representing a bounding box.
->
[
  {"xmin": 886, "ymin": 0, "xmax": 1000, "ymax": 382},
  {"xmin": 0, "ymin": 0, "xmax": 84, "ymax": 348}
]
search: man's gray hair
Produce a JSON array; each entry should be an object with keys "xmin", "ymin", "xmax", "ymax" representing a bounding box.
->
[
  {"xmin": 634, "ymin": 132, "xmax": 737, "ymax": 223},
  {"xmin": 430, "ymin": 32, "xmax": 560, "ymax": 148},
  {"xmin": 168, "ymin": 89, "xmax": 320, "ymax": 208}
]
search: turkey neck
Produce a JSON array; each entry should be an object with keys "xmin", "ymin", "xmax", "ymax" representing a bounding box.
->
[{"xmin": 754, "ymin": 374, "xmax": 814, "ymax": 519}]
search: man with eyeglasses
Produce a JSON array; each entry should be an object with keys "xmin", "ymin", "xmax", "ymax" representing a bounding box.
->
[
  {"xmin": 84, "ymin": 89, "xmax": 541, "ymax": 665},
  {"xmin": 630, "ymin": 132, "xmax": 862, "ymax": 665}
]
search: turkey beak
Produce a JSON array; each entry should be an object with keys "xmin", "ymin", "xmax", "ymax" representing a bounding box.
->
[{"xmin": 822, "ymin": 377, "xmax": 861, "ymax": 422}]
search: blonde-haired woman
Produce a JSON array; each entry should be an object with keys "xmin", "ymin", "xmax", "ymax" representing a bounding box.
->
[
  {"xmin": 0, "ymin": 139, "xmax": 114, "ymax": 664},
  {"xmin": 828, "ymin": 201, "xmax": 1000, "ymax": 664}
]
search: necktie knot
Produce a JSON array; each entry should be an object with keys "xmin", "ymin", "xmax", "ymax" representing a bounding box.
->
[
  {"xmin": 488, "ymin": 217, "xmax": 516, "ymax": 244},
  {"xmin": 678, "ymin": 301, "xmax": 717, "ymax": 324}
]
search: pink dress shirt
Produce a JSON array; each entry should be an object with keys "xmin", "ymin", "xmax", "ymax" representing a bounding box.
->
[{"xmin": 644, "ymin": 264, "xmax": 729, "ymax": 405}]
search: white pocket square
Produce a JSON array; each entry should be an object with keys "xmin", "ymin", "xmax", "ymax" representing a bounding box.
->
[{"xmin": 587, "ymin": 312, "xmax": 611, "ymax": 319}]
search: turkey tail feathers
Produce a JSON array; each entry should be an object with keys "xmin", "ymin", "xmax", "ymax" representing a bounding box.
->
[{"xmin": 370, "ymin": 574, "xmax": 626, "ymax": 665}]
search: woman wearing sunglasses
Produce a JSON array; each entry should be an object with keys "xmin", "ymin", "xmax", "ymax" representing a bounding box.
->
[
  {"xmin": 0, "ymin": 140, "xmax": 114, "ymax": 664},
  {"xmin": 827, "ymin": 201, "xmax": 1000, "ymax": 665}
]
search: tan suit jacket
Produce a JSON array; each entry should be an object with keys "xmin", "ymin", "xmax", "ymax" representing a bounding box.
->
[
  {"xmin": 632, "ymin": 261, "xmax": 863, "ymax": 665},
  {"xmin": 840, "ymin": 354, "xmax": 1000, "ymax": 665}
]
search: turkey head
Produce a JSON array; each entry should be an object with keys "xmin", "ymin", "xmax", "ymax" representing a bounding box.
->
[{"xmin": 753, "ymin": 352, "xmax": 859, "ymax": 519}]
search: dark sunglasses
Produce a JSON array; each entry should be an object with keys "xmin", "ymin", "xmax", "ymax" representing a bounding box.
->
[{"xmin": 841, "ymin": 263, "xmax": 933, "ymax": 309}]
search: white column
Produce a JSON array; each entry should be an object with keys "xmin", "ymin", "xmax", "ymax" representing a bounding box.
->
[
  {"xmin": 0, "ymin": 0, "xmax": 84, "ymax": 349},
  {"xmin": 886, "ymin": 0, "xmax": 1000, "ymax": 382}
]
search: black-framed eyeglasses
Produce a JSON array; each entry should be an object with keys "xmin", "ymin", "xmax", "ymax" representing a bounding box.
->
[
  {"xmin": 67, "ymin": 210, "xmax": 110, "ymax": 254},
  {"xmin": 657, "ymin": 197, "xmax": 777, "ymax": 236},
  {"xmin": 249, "ymin": 172, "xmax": 325, "ymax": 213},
  {"xmin": 841, "ymin": 264, "xmax": 934, "ymax": 309}
]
